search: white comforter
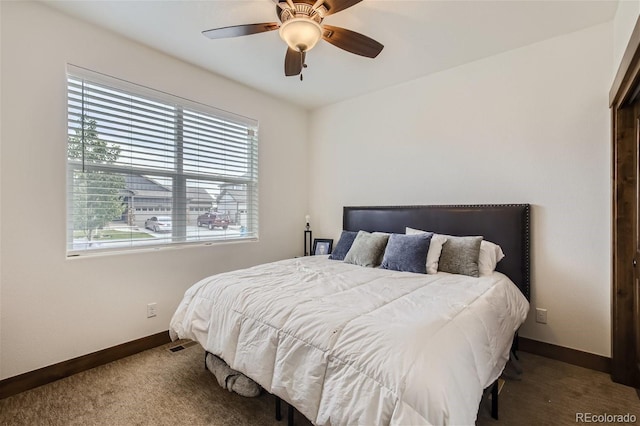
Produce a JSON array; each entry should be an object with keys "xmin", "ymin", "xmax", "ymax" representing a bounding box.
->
[{"xmin": 169, "ymin": 256, "xmax": 529, "ymax": 425}]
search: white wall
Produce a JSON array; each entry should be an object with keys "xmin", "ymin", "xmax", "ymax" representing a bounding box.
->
[
  {"xmin": 309, "ymin": 23, "xmax": 613, "ymax": 357},
  {"xmin": 0, "ymin": 1, "xmax": 309, "ymax": 379},
  {"xmin": 613, "ymin": 0, "xmax": 640, "ymax": 71}
]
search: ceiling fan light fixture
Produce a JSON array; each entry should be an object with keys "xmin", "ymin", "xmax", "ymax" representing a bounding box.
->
[{"xmin": 279, "ymin": 18, "xmax": 322, "ymax": 52}]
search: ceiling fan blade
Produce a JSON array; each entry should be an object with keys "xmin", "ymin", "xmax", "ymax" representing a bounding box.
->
[
  {"xmin": 285, "ymin": 48, "xmax": 305, "ymax": 76},
  {"xmin": 202, "ymin": 23, "xmax": 279, "ymax": 39},
  {"xmin": 323, "ymin": 0, "xmax": 363, "ymax": 15},
  {"xmin": 322, "ymin": 25, "xmax": 383, "ymax": 58}
]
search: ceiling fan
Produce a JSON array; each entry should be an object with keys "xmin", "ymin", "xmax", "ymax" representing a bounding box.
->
[{"xmin": 202, "ymin": 0, "xmax": 384, "ymax": 80}]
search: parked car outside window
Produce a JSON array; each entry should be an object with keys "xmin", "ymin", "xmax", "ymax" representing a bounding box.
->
[
  {"xmin": 145, "ymin": 216, "xmax": 172, "ymax": 233},
  {"xmin": 196, "ymin": 212, "xmax": 230, "ymax": 230}
]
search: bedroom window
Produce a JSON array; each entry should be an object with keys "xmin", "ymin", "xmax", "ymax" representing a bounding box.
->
[{"xmin": 66, "ymin": 65, "xmax": 259, "ymax": 256}]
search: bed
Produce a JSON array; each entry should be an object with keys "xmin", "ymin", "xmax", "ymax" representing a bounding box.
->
[{"xmin": 169, "ymin": 204, "xmax": 531, "ymax": 425}]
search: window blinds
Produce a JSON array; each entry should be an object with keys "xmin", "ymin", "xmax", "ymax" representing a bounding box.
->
[{"xmin": 66, "ymin": 65, "xmax": 258, "ymax": 256}]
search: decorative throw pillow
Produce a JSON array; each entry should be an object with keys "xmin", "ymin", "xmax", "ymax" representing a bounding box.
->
[
  {"xmin": 381, "ymin": 232, "xmax": 433, "ymax": 274},
  {"xmin": 343, "ymin": 231, "xmax": 390, "ymax": 267},
  {"xmin": 438, "ymin": 236, "xmax": 483, "ymax": 277},
  {"xmin": 328, "ymin": 231, "xmax": 358, "ymax": 261},
  {"xmin": 406, "ymin": 227, "xmax": 448, "ymax": 274},
  {"xmin": 478, "ymin": 240, "xmax": 505, "ymax": 276}
]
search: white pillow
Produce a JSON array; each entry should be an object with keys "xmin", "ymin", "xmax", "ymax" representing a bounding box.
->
[
  {"xmin": 405, "ymin": 227, "xmax": 447, "ymax": 274},
  {"xmin": 479, "ymin": 240, "xmax": 505, "ymax": 276}
]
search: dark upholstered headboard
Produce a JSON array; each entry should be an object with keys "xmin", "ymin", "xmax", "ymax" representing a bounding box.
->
[{"xmin": 343, "ymin": 204, "xmax": 531, "ymax": 300}]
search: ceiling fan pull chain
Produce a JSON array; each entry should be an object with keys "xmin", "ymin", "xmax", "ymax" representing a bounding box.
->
[{"xmin": 300, "ymin": 50, "xmax": 305, "ymax": 81}]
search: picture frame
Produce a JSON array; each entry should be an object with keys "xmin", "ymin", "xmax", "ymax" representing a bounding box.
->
[{"xmin": 312, "ymin": 238, "xmax": 333, "ymax": 256}]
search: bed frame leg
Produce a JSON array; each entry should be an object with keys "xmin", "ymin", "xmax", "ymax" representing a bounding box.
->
[
  {"xmin": 491, "ymin": 379, "xmax": 499, "ymax": 420},
  {"xmin": 511, "ymin": 332, "xmax": 520, "ymax": 360},
  {"xmin": 275, "ymin": 396, "xmax": 282, "ymax": 421},
  {"xmin": 274, "ymin": 396, "xmax": 294, "ymax": 425},
  {"xmin": 288, "ymin": 402, "xmax": 294, "ymax": 426}
]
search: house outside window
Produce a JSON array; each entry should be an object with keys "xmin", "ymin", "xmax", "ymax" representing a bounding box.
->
[{"xmin": 66, "ymin": 65, "xmax": 259, "ymax": 256}]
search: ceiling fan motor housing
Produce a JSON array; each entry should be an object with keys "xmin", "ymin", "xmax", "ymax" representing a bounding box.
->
[{"xmin": 278, "ymin": 2, "xmax": 327, "ymax": 24}]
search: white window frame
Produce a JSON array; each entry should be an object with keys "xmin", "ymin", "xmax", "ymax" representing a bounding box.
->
[{"xmin": 66, "ymin": 65, "xmax": 259, "ymax": 257}]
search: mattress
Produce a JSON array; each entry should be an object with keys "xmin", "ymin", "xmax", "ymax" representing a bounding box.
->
[{"xmin": 169, "ymin": 255, "xmax": 529, "ymax": 425}]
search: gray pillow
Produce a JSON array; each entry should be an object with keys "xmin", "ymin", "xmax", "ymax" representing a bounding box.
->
[
  {"xmin": 438, "ymin": 236, "xmax": 483, "ymax": 277},
  {"xmin": 328, "ymin": 231, "xmax": 358, "ymax": 261},
  {"xmin": 343, "ymin": 231, "xmax": 389, "ymax": 267},
  {"xmin": 381, "ymin": 232, "xmax": 433, "ymax": 274}
]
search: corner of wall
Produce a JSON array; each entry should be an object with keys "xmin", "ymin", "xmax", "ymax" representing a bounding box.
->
[{"xmin": 613, "ymin": 0, "xmax": 640, "ymax": 72}]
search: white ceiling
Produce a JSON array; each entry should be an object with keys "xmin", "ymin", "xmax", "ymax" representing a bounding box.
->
[{"xmin": 43, "ymin": 0, "xmax": 619, "ymax": 109}]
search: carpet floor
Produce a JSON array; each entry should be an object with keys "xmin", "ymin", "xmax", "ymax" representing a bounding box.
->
[{"xmin": 0, "ymin": 341, "xmax": 638, "ymax": 425}]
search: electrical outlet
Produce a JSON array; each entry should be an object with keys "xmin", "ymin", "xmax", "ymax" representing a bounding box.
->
[
  {"xmin": 535, "ymin": 308, "xmax": 547, "ymax": 324},
  {"xmin": 147, "ymin": 303, "xmax": 157, "ymax": 318}
]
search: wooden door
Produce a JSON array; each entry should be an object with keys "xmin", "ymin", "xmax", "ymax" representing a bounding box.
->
[
  {"xmin": 613, "ymin": 90, "xmax": 640, "ymax": 388},
  {"xmin": 636, "ymin": 102, "xmax": 640, "ymax": 382},
  {"xmin": 636, "ymin": 104, "xmax": 640, "ymax": 379},
  {"xmin": 612, "ymin": 16, "xmax": 640, "ymax": 388}
]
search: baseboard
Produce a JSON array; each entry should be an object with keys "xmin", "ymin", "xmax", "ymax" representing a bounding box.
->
[
  {"xmin": 0, "ymin": 333, "xmax": 611, "ymax": 399},
  {"xmin": 519, "ymin": 337, "xmax": 611, "ymax": 374},
  {"xmin": 0, "ymin": 330, "xmax": 171, "ymax": 400}
]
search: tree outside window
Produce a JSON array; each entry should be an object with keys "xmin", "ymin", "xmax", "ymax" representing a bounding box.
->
[{"xmin": 68, "ymin": 116, "xmax": 125, "ymax": 243}]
